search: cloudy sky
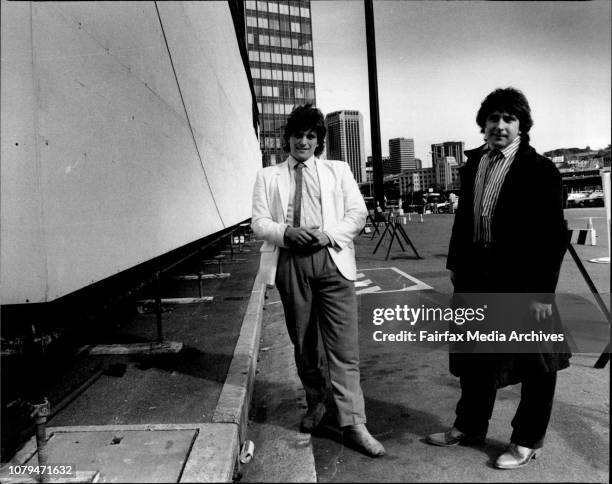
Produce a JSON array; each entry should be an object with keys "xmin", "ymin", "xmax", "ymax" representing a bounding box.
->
[{"xmin": 311, "ymin": 0, "xmax": 611, "ymax": 165}]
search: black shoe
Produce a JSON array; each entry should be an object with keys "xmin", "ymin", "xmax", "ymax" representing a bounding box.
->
[
  {"xmin": 426, "ymin": 427, "xmax": 486, "ymax": 447},
  {"xmin": 300, "ymin": 402, "xmax": 327, "ymax": 433}
]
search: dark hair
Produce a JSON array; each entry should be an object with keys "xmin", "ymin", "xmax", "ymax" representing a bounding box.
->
[
  {"xmin": 476, "ymin": 87, "xmax": 533, "ymax": 142},
  {"xmin": 282, "ymin": 104, "xmax": 326, "ymax": 157}
]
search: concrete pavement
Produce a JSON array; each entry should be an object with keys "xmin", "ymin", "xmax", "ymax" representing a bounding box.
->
[{"xmin": 242, "ymin": 208, "xmax": 609, "ymax": 482}]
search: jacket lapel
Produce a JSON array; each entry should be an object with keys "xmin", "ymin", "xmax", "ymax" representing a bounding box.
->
[
  {"xmin": 315, "ymin": 158, "xmax": 331, "ymax": 228},
  {"xmin": 275, "ymin": 159, "xmax": 290, "ymax": 220}
]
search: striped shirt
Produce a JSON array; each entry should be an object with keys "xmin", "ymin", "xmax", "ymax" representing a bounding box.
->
[{"xmin": 473, "ymin": 136, "xmax": 521, "ymax": 243}]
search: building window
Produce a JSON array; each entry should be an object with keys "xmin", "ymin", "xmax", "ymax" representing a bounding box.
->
[
  {"xmin": 273, "ymin": 104, "xmax": 283, "ymax": 115},
  {"xmin": 260, "ymin": 51, "xmax": 270, "ymax": 62},
  {"xmin": 263, "ymin": 102, "xmax": 273, "ymax": 113},
  {"xmin": 283, "ymin": 70, "xmax": 293, "ymax": 81},
  {"xmin": 300, "ymin": 7, "xmax": 310, "ymax": 18},
  {"xmin": 261, "ymin": 68, "xmax": 272, "ymax": 79},
  {"xmin": 247, "ymin": 33, "xmax": 255, "ymax": 44},
  {"xmin": 248, "ymin": 50, "xmax": 258, "ymax": 62},
  {"xmin": 282, "ymin": 53, "xmax": 292, "ymax": 64},
  {"xmin": 279, "ymin": 3, "xmax": 289, "ymax": 15},
  {"xmin": 272, "ymin": 69, "xmax": 282, "ymax": 80},
  {"xmin": 254, "ymin": 84, "xmax": 261, "ymax": 95},
  {"xmin": 257, "ymin": 1, "xmax": 267, "ymax": 12},
  {"xmin": 251, "ymin": 67, "xmax": 260, "ymax": 78},
  {"xmin": 273, "ymin": 86, "xmax": 279, "ymax": 96},
  {"xmin": 276, "ymin": 138, "xmax": 282, "ymax": 148},
  {"xmin": 290, "ymin": 5, "xmax": 299, "ymax": 16},
  {"xmin": 257, "ymin": 102, "xmax": 262, "ymax": 112},
  {"xmin": 270, "ymin": 35, "xmax": 280, "ymax": 47},
  {"xmin": 295, "ymin": 87, "xmax": 305, "ymax": 98},
  {"xmin": 285, "ymin": 103, "xmax": 293, "ymax": 113},
  {"xmin": 268, "ymin": 2, "xmax": 278, "ymax": 14},
  {"xmin": 247, "ymin": 16, "xmax": 257, "ymax": 27},
  {"xmin": 259, "ymin": 34, "xmax": 269, "ymax": 46},
  {"xmin": 280, "ymin": 19, "xmax": 290, "ymax": 31},
  {"xmin": 306, "ymin": 88, "xmax": 315, "ymax": 99},
  {"xmin": 291, "ymin": 38, "xmax": 299, "ymax": 48},
  {"xmin": 282, "ymin": 86, "xmax": 292, "ymax": 97},
  {"xmin": 303, "ymin": 56, "xmax": 313, "ymax": 67},
  {"xmin": 271, "ymin": 52, "xmax": 282, "ymax": 63},
  {"xmin": 269, "ymin": 18, "xmax": 280, "ymax": 30},
  {"xmin": 294, "ymin": 71, "xmax": 304, "ymax": 82},
  {"xmin": 291, "ymin": 22, "xmax": 301, "ymax": 33},
  {"xmin": 302, "ymin": 22, "xmax": 311, "ymax": 35},
  {"xmin": 304, "ymin": 72, "xmax": 314, "ymax": 82},
  {"xmin": 246, "ymin": 0, "xmax": 256, "ymax": 10},
  {"xmin": 281, "ymin": 36, "xmax": 291, "ymax": 48},
  {"xmin": 301, "ymin": 40, "xmax": 312, "ymax": 50},
  {"xmin": 257, "ymin": 17, "xmax": 268, "ymax": 28}
]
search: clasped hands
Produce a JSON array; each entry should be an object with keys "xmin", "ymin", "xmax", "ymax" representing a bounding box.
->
[{"xmin": 285, "ymin": 225, "xmax": 330, "ymax": 249}]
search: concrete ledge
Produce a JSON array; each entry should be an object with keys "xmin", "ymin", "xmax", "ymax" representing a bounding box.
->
[{"xmin": 211, "ymin": 273, "xmax": 266, "ymax": 470}]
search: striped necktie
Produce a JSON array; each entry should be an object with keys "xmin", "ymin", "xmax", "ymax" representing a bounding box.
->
[{"xmin": 293, "ymin": 162, "xmax": 304, "ymax": 227}]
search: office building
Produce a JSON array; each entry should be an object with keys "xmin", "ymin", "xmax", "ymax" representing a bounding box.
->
[
  {"xmin": 399, "ymin": 168, "xmax": 436, "ymax": 193},
  {"xmin": 389, "ymin": 138, "xmax": 416, "ymax": 173},
  {"xmin": 431, "ymin": 141, "xmax": 464, "ymax": 190},
  {"xmin": 245, "ymin": 0, "xmax": 316, "ymax": 166},
  {"xmin": 325, "ymin": 110, "xmax": 366, "ymax": 183}
]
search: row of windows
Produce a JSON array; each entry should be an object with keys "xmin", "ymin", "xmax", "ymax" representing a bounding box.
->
[
  {"xmin": 257, "ymin": 101, "xmax": 314, "ymax": 116},
  {"xmin": 250, "ymin": 33, "xmax": 312, "ymax": 48},
  {"xmin": 246, "ymin": 1, "xmax": 310, "ymax": 18},
  {"xmin": 247, "ymin": 33, "xmax": 312, "ymax": 51},
  {"xmin": 251, "ymin": 67, "xmax": 314, "ymax": 83},
  {"xmin": 262, "ymin": 137, "xmax": 283, "ymax": 149},
  {"xmin": 248, "ymin": 50, "xmax": 313, "ymax": 67},
  {"xmin": 255, "ymin": 84, "xmax": 315, "ymax": 99},
  {"xmin": 246, "ymin": 16, "xmax": 310, "ymax": 34}
]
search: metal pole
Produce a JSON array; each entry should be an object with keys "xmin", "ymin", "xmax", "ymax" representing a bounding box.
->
[{"xmin": 364, "ymin": 0, "xmax": 385, "ymax": 211}]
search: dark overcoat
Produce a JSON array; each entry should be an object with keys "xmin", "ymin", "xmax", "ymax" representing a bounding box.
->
[{"xmin": 447, "ymin": 139, "xmax": 572, "ymax": 387}]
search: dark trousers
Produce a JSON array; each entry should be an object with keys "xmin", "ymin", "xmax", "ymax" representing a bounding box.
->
[
  {"xmin": 275, "ymin": 247, "xmax": 366, "ymax": 427},
  {"xmin": 454, "ymin": 371, "xmax": 557, "ymax": 449}
]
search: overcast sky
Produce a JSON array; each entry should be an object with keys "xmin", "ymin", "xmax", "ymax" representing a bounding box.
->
[{"xmin": 311, "ymin": 0, "xmax": 611, "ymax": 165}]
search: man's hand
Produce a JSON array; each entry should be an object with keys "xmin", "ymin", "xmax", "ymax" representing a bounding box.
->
[
  {"xmin": 304, "ymin": 228, "xmax": 330, "ymax": 248},
  {"xmin": 285, "ymin": 226, "xmax": 330, "ymax": 249},
  {"xmin": 285, "ymin": 225, "xmax": 320, "ymax": 248},
  {"xmin": 529, "ymin": 301, "xmax": 552, "ymax": 322}
]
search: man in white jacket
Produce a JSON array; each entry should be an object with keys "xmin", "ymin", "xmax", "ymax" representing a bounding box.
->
[{"xmin": 251, "ymin": 105, "xmax": 384, "ymax": 457}]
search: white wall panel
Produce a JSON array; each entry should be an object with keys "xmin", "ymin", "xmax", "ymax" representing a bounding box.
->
[
  {"xmin": 1, "ymin": 2, "xmax": 261, "ymax": 304},
  {"xmin": 1, "ymin": 2, "xmax": 48, "ymax": 302}
]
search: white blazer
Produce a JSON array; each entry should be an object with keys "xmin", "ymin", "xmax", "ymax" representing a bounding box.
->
[{"xmin": 251, "ymin": 157, "xmax": 367, "ymax": 286}]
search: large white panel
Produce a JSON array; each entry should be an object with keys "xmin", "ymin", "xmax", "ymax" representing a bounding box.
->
[
  {"xmin": 1, "ymin": 2, "xmax": 48, "ymax": 303},
  {"xmin": 157, "ymin": 2, "xmax": 261, "ymax": 225},
  {"xmin": 1, "ymin": 2, "xmax": 261, "ymax": 304}
]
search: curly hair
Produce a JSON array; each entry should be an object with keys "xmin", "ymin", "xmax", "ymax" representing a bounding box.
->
[
  {"xmin": 282, "ymin": 104, "xmax": 326, "ymax": 157},
  {"xmin": 476, "ymin": 87, "xmax": 533, "ymax": 142}
]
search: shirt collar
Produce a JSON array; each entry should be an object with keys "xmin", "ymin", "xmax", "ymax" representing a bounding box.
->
[
  {"xmin": 487, "ymin": 136, "xmax": 521, "ymax": 159},
  {"xmin": 288, "ymin": 154, "xmax": 316, "ymax": 169}
]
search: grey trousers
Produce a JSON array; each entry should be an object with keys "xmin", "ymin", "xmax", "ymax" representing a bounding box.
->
[{"xmin": 275, "ymin": 247, "xmax": 366, "ymax": 427}]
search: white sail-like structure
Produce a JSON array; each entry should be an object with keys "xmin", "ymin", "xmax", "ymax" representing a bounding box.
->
[{"xmin": 1, "ymin": 2, "xmax": 261, "ymax": 304}]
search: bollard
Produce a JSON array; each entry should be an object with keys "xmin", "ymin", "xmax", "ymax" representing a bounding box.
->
[{"xmin": 31, "ymin": 398, "xmax": 51, "ymax": 483}]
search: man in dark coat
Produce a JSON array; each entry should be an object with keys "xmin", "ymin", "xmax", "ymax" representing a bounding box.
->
[{"xmin": 426, "ymin": 88, "xmax": 571, "ymax": 469}]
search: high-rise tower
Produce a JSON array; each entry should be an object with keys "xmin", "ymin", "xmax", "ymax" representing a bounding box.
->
[
  {"xmin": 388, "ymin": 137, "xmax": 416, "ymax": 173},
  {"xmin": 325, "ymin": 110, "xmax": 366, "ymax": 183},
  {"xmin": 244, "ymin": 0, "xmax": 316, "ymax": 166}
]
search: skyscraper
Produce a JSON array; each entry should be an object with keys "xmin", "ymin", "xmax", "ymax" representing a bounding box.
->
[
  {"xmin": 244, "ymin": 0, "xmax": 316, "ymax": 167},
  {"xmin": 325, "ymin": 110, "xmax": 366, "ymax": 183},
  {"xmin": 388, "ymin": 138, "xmax": 416, "ymax": 173},
  {"xmin": 431, "ymin": 141, "xmax": 464, "ymax": 190},
  {"xmin": 431, "ymin": 141, "xmax": 465, "ymax": 166}
]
